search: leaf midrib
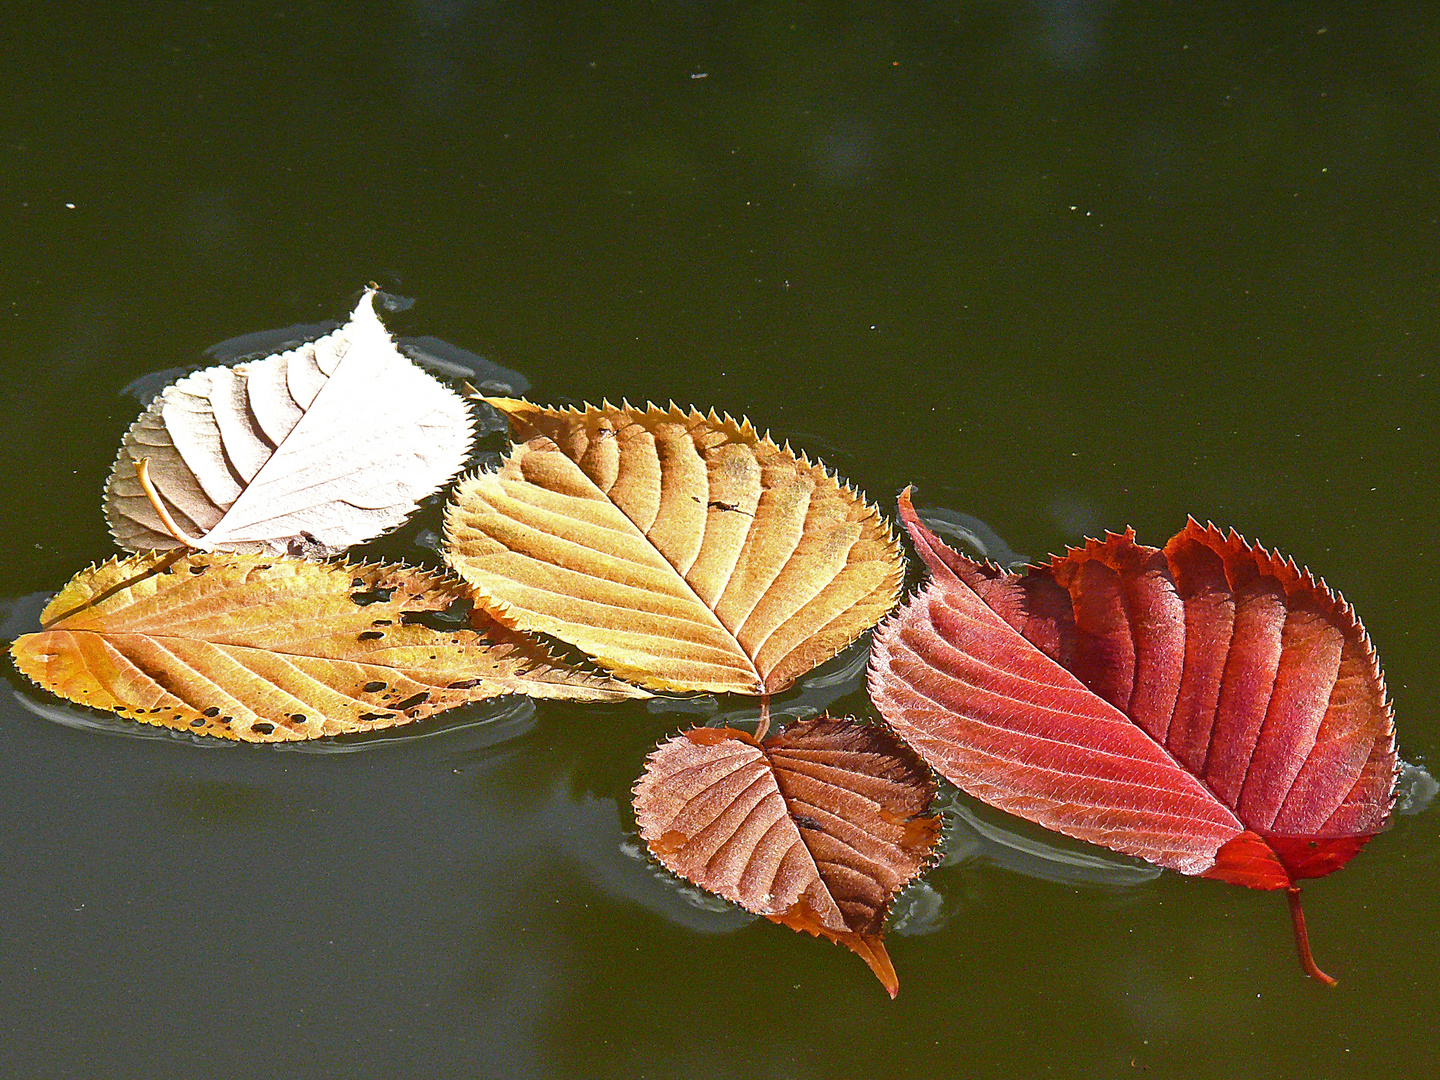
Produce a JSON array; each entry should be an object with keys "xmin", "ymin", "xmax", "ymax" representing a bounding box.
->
[{"xmin": 489, "ymin": 438, "xmax": 767, "ymax": 691}]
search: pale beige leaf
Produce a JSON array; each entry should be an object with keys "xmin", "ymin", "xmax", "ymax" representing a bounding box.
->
[
  {"xmin": 443, "ymin": 399, "xmax": 904, "ymax": 695},
  {"xmin": 9, "ymin": 552, "xmax": 646, "ymax": 742},
  {"xmin": 104, "ymin": 290, "xmax": 474, "ymax": 557}
]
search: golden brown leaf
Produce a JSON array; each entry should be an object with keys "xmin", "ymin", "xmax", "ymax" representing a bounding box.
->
[
  {"xmin": 9, "ymin": 552, "xmax": 646, "ymax": 742},
  {"xmin": 443, "ymin": 399, "xmax": 903, "ymax": 694},
  {"xmin": 633, "ymin": 717, "xmax": 940, "ymax": 997}
]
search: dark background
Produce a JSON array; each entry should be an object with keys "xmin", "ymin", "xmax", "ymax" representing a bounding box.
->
[{"xmin": 3, "ymin": 3, "xmax": 1437, "ymax": 1078}]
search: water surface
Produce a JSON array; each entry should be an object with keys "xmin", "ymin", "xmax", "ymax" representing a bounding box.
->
[{"xmin": 3, "ymin": 4, "xmax": 1437, "ymax": 1078}]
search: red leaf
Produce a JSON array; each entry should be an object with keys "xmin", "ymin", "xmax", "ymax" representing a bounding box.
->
[
  {"xmin": 632, "ymin": 717, "xmax": 940, "ymax": 997},
  {"xmin": 868, "ymin": 489, "xmax": 1397, "ymax": 984}
]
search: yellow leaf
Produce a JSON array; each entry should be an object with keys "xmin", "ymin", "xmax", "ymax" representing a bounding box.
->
[
  {"xmin": 9, "ymin": 552, "xmax": 646, "ymax": 742},
  {"xmin": 444, "ymin": 399, "xmax": 903, "ymax": 695}
]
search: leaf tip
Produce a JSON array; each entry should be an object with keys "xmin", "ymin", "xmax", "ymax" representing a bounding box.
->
[{"xmin": 770, "ymin": 902, "xmax": 900, "ymax": 998}]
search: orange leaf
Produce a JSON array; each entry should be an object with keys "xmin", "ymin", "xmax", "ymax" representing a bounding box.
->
[{"xmin": 10, "ymin": 551, "xmax": 646, "ymax": 741}]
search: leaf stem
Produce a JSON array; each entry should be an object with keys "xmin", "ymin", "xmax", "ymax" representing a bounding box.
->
[
  {"xmin": 755, "ymin": 693, "xmax": 771, "ymax": 742},
  {"xmin": 1286, "ymin": 886, "xmax": 1338, "ymax": 987},
  {"xmin": 134, "ymin": 457, "xmax": 208, "ymax": 549}
]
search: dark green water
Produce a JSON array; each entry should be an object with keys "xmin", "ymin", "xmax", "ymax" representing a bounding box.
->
[{"xmin": 3, "ymin": 4, "xmax": 1438, "ymax": 1078}]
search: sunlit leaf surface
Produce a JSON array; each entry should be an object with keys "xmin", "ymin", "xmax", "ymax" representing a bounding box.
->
[
  {"xmin": 445, "ymin": 399, "xmax": 903, "ymax": 694},
  {"xmin": 105, "ymin": 290, "xmax": 473, "ymax": 557},
  {"xmin": 10, "ymin": 552, "xmax": 646, "ymax": 742}
]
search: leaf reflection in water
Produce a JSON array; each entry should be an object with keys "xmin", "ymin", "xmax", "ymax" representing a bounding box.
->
[
  {"xmin": 9, "ymin": 683, "xmax": 539, "ymax": 755},
  {"xmin": 912, "ymin": 504, "xmax": 1028, "ymax": 570},
  {"xmin": 644, "ymin": 636, "xmax": 874, "ymax": 733},
  {"xmin": 938, "ymin": 790, "xmax": 1163, "ymax": 888},
  {"xmin": 888, "ymin": 881, "xmax": 948, "ymax": 936},
  {"xmin": 279, "ymin": 697, "xmax": 537, "ymax": 755},
  {"xmin": 11, "ymin": 688, "xmax": 235, "ymax": 748},
  {"xmin": 535, "ymin": 781, "xmax": 755, "ymax": 935}
]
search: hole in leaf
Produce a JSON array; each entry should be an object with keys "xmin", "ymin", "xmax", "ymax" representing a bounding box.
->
[
  {"xmin": 350, "ymin": 586, "xmax": 396, "ymax": 606},
  {"xmin": 400, "ymin": 598, "xmax": 473, "ymax": 631}
]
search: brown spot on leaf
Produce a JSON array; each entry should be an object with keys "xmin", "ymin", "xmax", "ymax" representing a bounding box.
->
[{"xmin": 878, "ymin": 809, "xmax": 944, "ymax": 852}]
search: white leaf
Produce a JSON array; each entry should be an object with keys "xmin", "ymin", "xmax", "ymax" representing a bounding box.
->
[{"xmin": 104, "ymin": 289, "xmax": 474, "ymax": 557}]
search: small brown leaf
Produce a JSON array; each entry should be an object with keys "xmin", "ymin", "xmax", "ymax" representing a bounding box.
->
[
  {"xmin": 9, "ymin": 552, "xmax": 646, "ymax": 742},
  {"xmin": 444, "ymin": 399, "xmax": 903, "ymax": 695},
  {"xmin": 633, "ymin": 716, "xmax": 940, "ymax": 997},
  {"xmin": 104, "ymin": 290, "xmax": 474, "ymax": 557}
]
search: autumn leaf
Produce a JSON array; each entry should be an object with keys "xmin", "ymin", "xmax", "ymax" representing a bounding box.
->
[
  {"xmin": 9, "ymin": 551, "xmax": 646, "ymax": 742},
  {"xmin": 633, "ymin": 716, "xmax": 940, "ymax": 997},
  {"xmin": 443, "ymin": 399, "xmax": 903, "ymax": 696},
  {"xmin": 868, "ymin": 489, "xmax": 1397, "ymax": 984},
  {"xmin": 104, "ymin": 289, "xmax": 474, "ymax": 557}
]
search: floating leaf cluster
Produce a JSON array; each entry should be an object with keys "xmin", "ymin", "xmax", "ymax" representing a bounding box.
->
[{"xmin": 6, "ymin": 291, "xmax": 1404, "ymax": 996}]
